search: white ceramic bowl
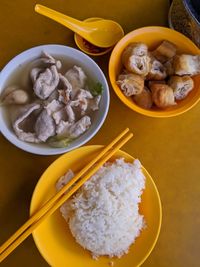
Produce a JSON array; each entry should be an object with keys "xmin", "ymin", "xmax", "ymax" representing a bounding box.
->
[{"xmin": 0, "ymin": 45, "xmax": 110, "ymax": 155}]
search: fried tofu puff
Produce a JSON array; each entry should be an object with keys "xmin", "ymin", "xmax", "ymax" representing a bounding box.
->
[
  {"xmin": 164, "ymin": 59, "xmax": 175, "ymax": 76},
  {"xmin": 147, "ymin": 55, "xmax": 167, "ymax": 80},
  {"xmin": 152, "ymin": 40, "xmax": 177, "ymax": 63},
  {"xmin": 148, "ymin": 80, "xmax": 166, "ymax": 87},
  {"xmin": 122, "ymin": 43, "xmax": 151, "ymax": 76},
  {"xmin": 123, "ymin": 42, "xmax": 148, "ymax": 57},
  {"xmin": 168, "ymin": 75, "xmax": 194, "ymax": 100},
  {"xmin": 133, "ymin": 87, "xmax": 153, "ymax": 109},
  {"xmin": 117, "ymin": 73, "xmax": 144, "ymax": 96},
  {"xmin": 173, "ymin": 54, "xmax": 200, "ymax": 76},
  {"xmin": 149, "ymin": 83, "xmax": 176, "ymax": 108}
]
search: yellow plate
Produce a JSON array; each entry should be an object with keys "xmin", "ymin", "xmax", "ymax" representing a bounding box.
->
[{"xmin": 30, "ymin": 145, "xmax": 162, "ymax": 267}]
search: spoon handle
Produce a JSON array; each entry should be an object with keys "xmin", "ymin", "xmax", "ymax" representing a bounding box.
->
[{"xmin": 35, "ymin": 4, "xmax": 91, "ymax": 34}]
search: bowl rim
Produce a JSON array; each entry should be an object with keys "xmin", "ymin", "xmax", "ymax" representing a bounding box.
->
[
  {"xmin": 183, "ymin": 0, "xmax": 200, "ymax": 26},
  {"xmin": 0, "ymin": 44, "xmax": 110, "ymax": 155},
  {"xmin": 30, "ymin": 145, "xmax": 162, "ymax": 267},
  {"xmin": 109, "ymin": 26, "xmax": 200, "ymax": 118}
]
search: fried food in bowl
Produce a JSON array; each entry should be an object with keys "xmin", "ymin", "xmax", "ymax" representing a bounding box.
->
[{"xmin": 109, "ymin": 26, "xmax": 200, "ymax": 117}]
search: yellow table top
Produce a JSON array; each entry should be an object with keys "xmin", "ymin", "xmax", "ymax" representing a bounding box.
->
[{"xmin": 1, "ymin": 0, "xmax": 200, "ymax": 267}]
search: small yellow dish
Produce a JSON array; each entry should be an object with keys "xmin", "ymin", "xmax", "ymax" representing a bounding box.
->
[
  {"xmin": 74, "ymin": 18, "xmax": 114, "ymax": 56},
  {"xmin": 30, "ymin": 145, "xmax": 162, "ymax": 267},
  {"xmin": 109, "ymin": 26, "xmax": 200, "ymax": 118}
]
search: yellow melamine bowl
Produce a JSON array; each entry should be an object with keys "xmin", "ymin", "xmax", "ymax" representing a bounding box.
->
[
  {"xmin": 74, "ymin": 18, "xmax": 114, "ymax": 56},
  {"xmin": 109, "ymin": 26, "xmax": 200, "ymax": 117},
  {"xmin": 30, "ymin": 145, "xmax": 162, "ymax": 267}
]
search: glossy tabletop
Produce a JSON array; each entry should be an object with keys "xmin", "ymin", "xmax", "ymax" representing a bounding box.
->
[{"xmin": 0, "ymin": 0, "xmax": 200, "ymax": 267}]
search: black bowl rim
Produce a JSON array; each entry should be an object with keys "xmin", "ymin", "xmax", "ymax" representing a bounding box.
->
[{"xmin": 183, "ymin": 0, "xmax": 200, "ymax": 26}]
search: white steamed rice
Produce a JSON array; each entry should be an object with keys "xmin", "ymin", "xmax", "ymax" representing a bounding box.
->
[{"xmin": 56, "ymin": 158, "xmax": 145, "ymax": 258}]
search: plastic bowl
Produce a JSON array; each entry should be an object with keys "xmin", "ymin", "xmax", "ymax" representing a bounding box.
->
[
  {"xmin": 0, "ymin": 45, "xmax": 109, "ymax": 155},
  {"xmin": 74, "ymin": 18, "xmax": 113, "ymax": 56},
  {"xmin": 109, "ymin": 26, "xmax": 200, "ymax": 118}
]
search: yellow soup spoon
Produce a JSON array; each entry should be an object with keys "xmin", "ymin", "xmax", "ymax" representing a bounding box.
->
[{"xmin": 35, "ymin": 4, "xmax": 124, "ymax": 48}]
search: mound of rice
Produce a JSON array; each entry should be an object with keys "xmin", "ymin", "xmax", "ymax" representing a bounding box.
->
[{"xmin": 56, "ymin": 158, "xmax": 145, "ymax": 258}]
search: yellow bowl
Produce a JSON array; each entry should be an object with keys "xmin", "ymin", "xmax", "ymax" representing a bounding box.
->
[
  {"xmin": 30, "ymin": 145, "xmax": 162, "ymax": 267},
  {"xmin": 74, "ymin": 18, "xmax": 113, "ymax": 56},
  {"xmin": 109, "ymin": 26, "xmax": 200, "ymax": 117}
]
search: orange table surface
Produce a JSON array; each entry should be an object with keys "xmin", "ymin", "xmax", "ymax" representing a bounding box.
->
[{"xmin": 0, "ymin": 0, "xmax": 200, "ymax": 267}]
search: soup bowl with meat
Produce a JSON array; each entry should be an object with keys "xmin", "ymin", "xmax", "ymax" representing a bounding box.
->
[{"xmin": 0, "ymin": 45, "xmax": 109, "ymax": 155}]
